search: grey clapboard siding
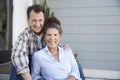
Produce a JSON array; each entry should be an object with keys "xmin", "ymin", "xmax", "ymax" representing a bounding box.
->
[
  {"xmin": 51, "ymin": 7, "xmax": 120, "ymax": 17},
  {"xmin": 62, "ymin": 25, "xmax": 120, "ymax": 34},
  {"xmin": 47, "ymin": 0, "xmax": 120, "ymax": 71}
]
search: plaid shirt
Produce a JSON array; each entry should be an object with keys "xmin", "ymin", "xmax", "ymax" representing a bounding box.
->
[{"xmin": 11, "ymin": 27, "xmax": 41, "ymax": 74}]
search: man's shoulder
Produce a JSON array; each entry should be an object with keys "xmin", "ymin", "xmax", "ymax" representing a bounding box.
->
[
  {"xmin": 18, "ymin": 27, "xmax": 33, "ymax": 37},
  {"xmin": 21, "ymin": 27, "xmax": 32, "ymax": 34},
  {"xmin": 14, "ymin": 27, "xmax": 35, "ymax": 42}
]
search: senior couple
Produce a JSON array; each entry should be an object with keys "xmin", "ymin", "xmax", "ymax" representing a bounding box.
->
[{"xmin": 10, "ymin": 4, "xmax": 85, "ymax": 80}]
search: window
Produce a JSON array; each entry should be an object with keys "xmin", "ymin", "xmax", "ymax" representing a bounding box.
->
[{"xmin": 0, "ymin": 0, "xmax": 13, "ymax": 51}]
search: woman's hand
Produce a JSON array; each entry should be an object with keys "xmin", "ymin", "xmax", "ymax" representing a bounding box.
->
[
  {"xmin": 38, "ymin": 78, "xmax": 44, "ymax": 80},
  {"xmin": 66, "ymin": 75, "xmax": 76, "ymax": 80}
]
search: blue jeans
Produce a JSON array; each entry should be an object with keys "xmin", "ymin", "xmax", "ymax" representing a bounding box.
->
[
  {"xmin": 9, "ymin": 65, "xmax": 24, "ymax": 80},
  {"xmin": 77, "ymin": 63, "xmax": 85, "ymax": 80},
  {"xmin": 9, "ymin": 63, "xmax": 85, "ymax": 80}
]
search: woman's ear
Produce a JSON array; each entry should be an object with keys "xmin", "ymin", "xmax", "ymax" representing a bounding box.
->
[{"xmin": 43, "ymin": 36, "xmax": 46, "ymax": 43}]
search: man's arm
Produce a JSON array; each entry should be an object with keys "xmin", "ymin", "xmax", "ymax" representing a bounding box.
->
[{"xmin": 11, "ymin": 31, "xmax": 30, "ymax": 76}]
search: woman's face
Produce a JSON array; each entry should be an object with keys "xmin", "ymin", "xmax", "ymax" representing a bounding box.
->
[{"xmin": 44, "ymin": 28, "xmax": 61, "ymax": 49}]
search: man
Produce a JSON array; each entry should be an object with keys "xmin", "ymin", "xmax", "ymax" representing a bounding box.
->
[{"xmin": 10, "ymin": 4, "xmax": 45, "ymax": 80}]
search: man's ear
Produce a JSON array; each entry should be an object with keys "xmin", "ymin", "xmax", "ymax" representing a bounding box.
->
[{"xmin": 27, "ymin": 16, "xmax": 29, "ymax": 21}]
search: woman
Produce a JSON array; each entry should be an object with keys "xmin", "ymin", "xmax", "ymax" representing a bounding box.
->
[{"xmin": 31, "ymin": 16, "xmax": 81, "ymax": 80}]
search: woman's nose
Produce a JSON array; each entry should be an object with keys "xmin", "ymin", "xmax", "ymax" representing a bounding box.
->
[{"xmin": 50, "ymin": 35, "xmax": 54, "ymax": 39}]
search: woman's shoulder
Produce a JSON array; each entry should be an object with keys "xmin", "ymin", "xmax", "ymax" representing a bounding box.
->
[
  {"xmin": 34, "ymin": 48, "xmax": 46, "ymax": 55},
  {"xmin": 32, "ymin": 48, "xmax": 48, "ymax": 61}
]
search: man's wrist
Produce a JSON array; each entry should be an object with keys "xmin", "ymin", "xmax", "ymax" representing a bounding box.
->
[{"xmin": 21, "ymin": 72, "xmax": 32, "ymax": 80}]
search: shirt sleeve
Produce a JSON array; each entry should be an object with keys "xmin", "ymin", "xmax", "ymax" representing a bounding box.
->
[
  {"xmin": 31, "ymin": 52, "xmax": 42, "ymax": 80},
  {"xmin": 66, "ymin": 50, "xmax": 82, "ymax": 80},
  {"xmin": 11, "ymin": 32, "xmax": 30, "ymax": 74}
]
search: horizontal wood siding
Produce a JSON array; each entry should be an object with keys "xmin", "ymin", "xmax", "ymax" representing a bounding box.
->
[{"xmin": 47, "ymin": 0, "xmax": 120, "ymax": 71}]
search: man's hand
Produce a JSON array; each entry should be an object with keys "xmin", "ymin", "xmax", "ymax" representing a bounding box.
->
[
  {"xmin": 21, "ymin": 72, "xmax": 32, "ymax": 80},
  {"xmin": 63, "ymin": 44, "xmax": 72, "ymax": 50}
]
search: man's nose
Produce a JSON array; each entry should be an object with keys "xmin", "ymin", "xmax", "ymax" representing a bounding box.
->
[{"xmin": 35, "ymin": 21, "xmax": 40, "ymax": 27}]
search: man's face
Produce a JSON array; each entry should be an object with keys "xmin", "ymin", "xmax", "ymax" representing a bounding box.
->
[{"xmin": 28, "ymin": 10, "xmax": 45, "ymax": 35}]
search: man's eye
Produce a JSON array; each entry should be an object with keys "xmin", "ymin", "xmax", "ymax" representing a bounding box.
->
[
  {"xmin": 48, "ymin": 34, "xmax": 51, "ymax": 36},
  {"xmin": 32, "ymin": 20, "xmax": 36, "ymax": 22}
]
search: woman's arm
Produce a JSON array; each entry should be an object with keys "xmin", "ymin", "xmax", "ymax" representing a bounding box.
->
[
  {"xmin": 66, "ymin": 50, "xmax": 81, "ymax": 80},
  {"xmin": 31, "ymin": 52, "xmax": 43, "ymax": 80}
]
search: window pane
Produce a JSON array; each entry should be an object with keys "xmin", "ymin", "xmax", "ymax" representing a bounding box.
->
[
  {"xmin": 0, "ymin": 0, "xmax": 12, "ymax": 51},
  {"xmin": 0, "ymin": 0, "xmax": 6, "ymax": 51}
]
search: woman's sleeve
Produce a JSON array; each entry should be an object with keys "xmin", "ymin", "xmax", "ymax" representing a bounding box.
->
[
  {"xmin": 31, "ymin": 52, "xmax": 42, "ymax": 80},
  {"xmin": 66, "ymin": 50, "xmax": 82, "ymax": 80}
]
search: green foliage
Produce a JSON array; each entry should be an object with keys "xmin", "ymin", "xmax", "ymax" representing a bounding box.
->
[
  {"xmin": 34, "ymin": 0, "xmax": 54, "ymax": 18},
  {"xmin": 74, "ymin": 53, "xmax": 78, "ymax": 61}
]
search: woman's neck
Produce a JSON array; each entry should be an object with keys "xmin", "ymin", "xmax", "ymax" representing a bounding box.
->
[
  {"xmin": 49, "ymin": 47, "xmax": 59, "ymax": 62},
  {"xmin": 49, "ymin": 47, "xmax": 58, "ymax": 55}
]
